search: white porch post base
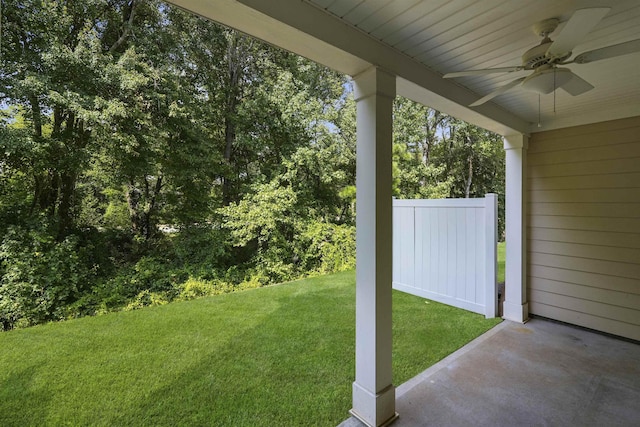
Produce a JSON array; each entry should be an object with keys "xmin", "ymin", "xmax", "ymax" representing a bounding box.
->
[
  {"xmin": 503, "ymin": 301, "xmax": 529, "ymax": 323},
  {"xmin": 350, "ymin": 383, "xmax": 398, "ymax": 427}
]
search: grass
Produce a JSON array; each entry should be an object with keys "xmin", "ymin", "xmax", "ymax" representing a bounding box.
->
[
  {"xmin": 0, "ymin": 271, "xmax": 502, "ymax": 427},
  {"xmin": 498, "ymin": 241, "xmax": 506, "ymax": 283}
]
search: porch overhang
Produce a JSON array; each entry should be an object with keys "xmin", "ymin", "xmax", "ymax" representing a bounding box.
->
[{"xmin": 167, "ymin": 0, "xmax": 530, "ymax": 137}]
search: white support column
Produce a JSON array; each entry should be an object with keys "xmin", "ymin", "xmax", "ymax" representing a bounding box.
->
[
  {"xmin": 502, "ymin": 134, "xmax": 529, "ymax": 323},
  {"xmin": 350, "ymin": 67, "xmax": 398, "ymax": 427}
]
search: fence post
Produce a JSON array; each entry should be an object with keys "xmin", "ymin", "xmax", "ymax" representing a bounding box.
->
[{"xmin": 484, "ymin": 193, "xmax": 498, "ymax": 318}]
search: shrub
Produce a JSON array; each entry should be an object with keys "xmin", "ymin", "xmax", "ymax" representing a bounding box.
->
[
  {"xmin": 177, "ymin": 277, "xmax": 218, "ymax": 300},
  {"xmin": 170, "ymin": 225, "xmax": 234, "ymax": 274},
  {"xmin": 177, "ymin": 276, "xmax": 261, "ymax": 302},
  {"xmin": 129, "ymin": 256, "xmax": 187, "ymax": 294},
  {"xmin": 124, "ymin": 290, "xmax": 171, "ymax": 311},
  {"xmin": 301, "ymin": 222, "xmax": 355, "ymax": 274},
  {"xmin": 0, "ymin": 224, "xmax": 99, "ymax": 330}
]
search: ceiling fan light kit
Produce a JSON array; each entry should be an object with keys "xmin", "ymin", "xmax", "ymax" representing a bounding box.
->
[
  {"xmin": 521, "ymin": 67, "xmax": 572, "ymax": 95},
  {"xmin": 442, "ymin": 7, "xmax": 640, "ymax": 107}
]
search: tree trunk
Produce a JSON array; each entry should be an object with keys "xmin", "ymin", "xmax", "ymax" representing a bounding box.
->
[
  {"xmin": 126, "ymin": 181, "xmax": 142, "ymax": 235},
  {"xmin": 108, "ymin": 0, "xmax": 138, "ymax": 53},
  {"xmin": 29, "ymin": 95, "xmax": 42, "ymax": 138},
  {"xmin": 57, "ymin": 172, "xmax": 76, "ymax": 239},
  {"xmin": 464, "ymin": 131, "xmax": 474, "ymax": 199},
  {"xmin": 222, "ymin": 34, "xmax": 243, "ymax": 205},
  {"xmin": 465, "ymin": 154, "xmax": 473, "ymax": 198},
  {"xmin": 126, "ymin": 174, "xmax": 163, "ymax": 240}
]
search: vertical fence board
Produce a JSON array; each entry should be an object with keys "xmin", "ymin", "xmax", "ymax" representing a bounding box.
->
[{"xmin": 466, "ymin": 208, "xmax": 477, "ymax": 303}]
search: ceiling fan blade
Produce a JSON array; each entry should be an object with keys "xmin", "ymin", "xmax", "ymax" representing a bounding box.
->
[
  {"xmin": 547, "ymin": 8, "xmax": 610, "ymax": 58},
  {"xmin": 573, "ymin": 39, "xmax": 640, "ymax": 64},
  {"xmin": 560, "ymin": 72, "xmax": 594, "ymax": 96},
  {"xmin": 470, "ymin": 77, "xmax": 526, "ymax": 107},
  {"xmin": 444, "ymin": 66, "xmax": 524, "ymax": 78}
]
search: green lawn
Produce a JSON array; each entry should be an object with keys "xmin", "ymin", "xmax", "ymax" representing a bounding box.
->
[
  {"xmin": 0, "ymin": 271, "xmax": 501, "ymax": 427},
  {"xmin": 498, "ymin": 241, "xmax": 506, "ymax": 283}
]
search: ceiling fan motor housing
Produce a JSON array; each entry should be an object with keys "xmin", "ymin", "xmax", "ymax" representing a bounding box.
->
[
  {"xmin": 522, "ymin": 42, "xmax": 554, "ymax": 68},
  {"xmin": 522, "ymin": 41, "xmax": 572, "ymax": 69}
]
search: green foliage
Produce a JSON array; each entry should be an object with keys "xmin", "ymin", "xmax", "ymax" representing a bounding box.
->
[
  {"xmin": 124, "ymin": 290, "xmax": 170, "ymax": 311},
  {"xmin": 498, "ymin": 241, "xmax": 506, "ymax": 283},
  {"xmin": 176, "ymin": 276, "xmax": 260, "ymax": 301},
  {"xmin": 301, "ymin": 222, "xmax": 356, "ymax": 274},
  {"xmin": 170, "ymin": 226, "xmax": 234, "ymax": 276},
  {"xmin": 177, "ymin": 277, "xmax": 219, "ymax": 300},
  {"xmin": 0, "ymin": 1, "xmax": 506, "ymax": 330},
  {"xmin": 0, "ymin": 223, "xmax": 102, "ymax": 330},
  {"xmin": 221, "ymin": 181, "xmax": 298, "ymax": 249}
]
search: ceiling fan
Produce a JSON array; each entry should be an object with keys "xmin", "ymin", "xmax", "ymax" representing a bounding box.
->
[{"xmin": 443, "ymin": 8, "xmax": 640, "ymax": 107}]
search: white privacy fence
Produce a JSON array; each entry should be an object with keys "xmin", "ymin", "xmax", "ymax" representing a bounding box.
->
[{"xmin": 393, "ymin": 194, "xmax": 498, "ymax": 318}]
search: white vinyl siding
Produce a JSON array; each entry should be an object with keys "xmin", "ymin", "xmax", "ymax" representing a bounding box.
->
[{"xmin": 527, "ymin": 116, "xmax": 640, "ymax": 341}]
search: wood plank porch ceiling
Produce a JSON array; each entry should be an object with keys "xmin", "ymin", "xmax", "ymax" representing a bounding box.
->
[{"xmin": 310, "ymin": 0, "xmax": 640, "ymax": 132}]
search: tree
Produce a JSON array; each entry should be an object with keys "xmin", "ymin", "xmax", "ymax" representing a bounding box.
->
[
  {"xmin": 0, "ymin": 1, "xmax": 506, "ymax": 330},
  {"xmin": 391, "ymin": 97, "xmax": 505, "ymax": 234}
]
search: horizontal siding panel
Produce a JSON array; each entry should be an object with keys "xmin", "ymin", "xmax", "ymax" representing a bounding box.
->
[
  {"xmin": 528, "ymin": 203, "xmax": 640, "ymax": 218},
  {"xmin": 529, "ymin": 188, "xmax": 640, "ymax": 203},
  {"xmin": 527, "ymin": 97, "xmax": 640, "ymax": 341},
  {"xmin": 528, "ymin": 141, "xmax": 640, "ymax": 166},
  {"xmin": 529, "ymin": 264, "xmax": 640, "ymax": 295},
  {"xmin": 529, "ymin": 116, "xmax": 640, "ymax": 144},
  {"xmin": 529, "ymin": 240, "xmax": 640, "ymax": 265},
  {"xmin": 529, "ymin": 228, "xmax": 640, "ymax": 249},
  {"xmin": 530, "ymin": 127, "xmax": 639, "ymax": 154},
  {"xmin": 529, "ymin": 277, "xmax": 640, "ymax": 310},
  {"xmin": 529, "ymin": 157, "xmax": 640, "ymax": 178},
  {"xmin": 528, "ymin": 173, "xmax": 640, "ymax": 191},
  {"xmin": 529, "ymin": 301, "xmax": 640, "ymax": 342},
  {"xmin": 530, "ymin": 252, "xmax": 640, "ymax": 280},
  {"xmin": 529, "ymin": 289, "xmax": 640, "ymax": 326},
  {"xmin": 529, "ymin": 127, "xmax": 639, "ymax": 153},
  {"xmin": 529, "ymin": 215, "xmax": 640, "ymax": 233}
]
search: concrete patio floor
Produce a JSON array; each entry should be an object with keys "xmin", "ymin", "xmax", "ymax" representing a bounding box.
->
[{"xmin": 340, "ymin": 317, "xmax": 640, "ymax": 427}]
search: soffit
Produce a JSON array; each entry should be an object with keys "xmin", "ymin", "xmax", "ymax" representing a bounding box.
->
[{"xmin": 307, "ymin": 0, "xmax": 640, "ymax": 132}]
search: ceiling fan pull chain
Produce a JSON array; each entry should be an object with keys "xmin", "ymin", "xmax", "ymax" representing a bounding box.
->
[{"xmin": 538, "ymin": 94, "xmax": 542, "ymax": 128}]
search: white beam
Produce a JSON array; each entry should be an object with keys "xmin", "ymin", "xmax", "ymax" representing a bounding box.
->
[
  {"xmin": 351, "ymin": 67, "xmax": 398, "ymax": 427},
  {"xmin": 502, "ymin": 134, "xmax": 529, "ymax": 323},
  {"xmin": 167, "ymin": 0, "xmax": 369, "ymax": 76}
]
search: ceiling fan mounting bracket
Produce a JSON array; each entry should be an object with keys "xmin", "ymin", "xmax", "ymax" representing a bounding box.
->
[{"xmin": 533, "ymin": 18, "xmax": 559, "ymax": 38}]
